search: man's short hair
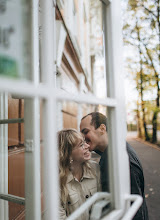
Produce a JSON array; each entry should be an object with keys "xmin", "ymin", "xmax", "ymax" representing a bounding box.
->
[{"xmin": 81, "ymin": 112, "xmax": 107, "ymax": 131}]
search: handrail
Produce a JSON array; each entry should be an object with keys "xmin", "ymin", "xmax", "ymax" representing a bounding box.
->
[
  {"xmin": 66, "ymin": 192, "xmax": 110, "ymax": 220},
  {"xmin": 66, "ymin": 193, "xmax": 142, "ymax": 220},
  {"xmin": 0, "ymin": 118, "xmax": 24, "ymax": 124},
  {"xmin": 90, "ymin": 200, "xmax": 110, "ymax": 220},
  {"xmin": 0, "ymin": 193, "xmax": 25, "ymax": 205},
  {"xmin": 122, "ymin": 194, "xmax": 143, "ymax": 220}
]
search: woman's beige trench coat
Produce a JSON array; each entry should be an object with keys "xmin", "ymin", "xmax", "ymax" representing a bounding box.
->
[{"xmin": 59, "ymin": 161, "xmax": 101, "ymax": 220}]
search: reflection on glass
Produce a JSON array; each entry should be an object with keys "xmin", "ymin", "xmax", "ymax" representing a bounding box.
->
[
  {"xmin": 90, "ymin": 0, "xmax": 107, "ymax": 98},
  {"xmin": 53, "ymin": 0, "xmax": 107, "ymax": 98},
  {"xmin": 0, "ymin": 1, "xmax": 31, "ymax": 80},
  {"xmin": 0, "ymin": 93, "xmax": 25, "ymax": 219},
  {"xmin": 8, "ymin": 202, "xmax": 25, "ymax": 220}
]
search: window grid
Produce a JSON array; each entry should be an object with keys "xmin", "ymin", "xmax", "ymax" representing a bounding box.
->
[{"xmin": 0, "ymin": 0, "xmax": 142, "ymax": 219}]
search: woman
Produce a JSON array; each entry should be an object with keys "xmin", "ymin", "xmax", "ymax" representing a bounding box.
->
[{"xmin": 58, "ymin": 129, "xmax": 101, "ymax": 220}]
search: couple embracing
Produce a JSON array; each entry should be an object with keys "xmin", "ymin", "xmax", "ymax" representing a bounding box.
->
[{"xmin": 58, "ymin": 112, "xmax": 148, "ymax": 220}]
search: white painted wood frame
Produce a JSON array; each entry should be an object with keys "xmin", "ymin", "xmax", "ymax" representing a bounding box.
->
[
  {"xmin": 0, "ymin": 0, "xmax": 142, "ymax": 219},
  {"xmin": 0, "ymin": 93, "xmax": 8, "ymax": 220}
]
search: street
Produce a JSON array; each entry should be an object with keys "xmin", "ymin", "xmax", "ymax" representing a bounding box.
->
[{"xmin": 127, "ymin": 133, "xmax": 160, "ymax": 220}]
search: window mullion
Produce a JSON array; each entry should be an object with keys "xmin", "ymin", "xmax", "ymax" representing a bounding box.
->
[
  {"xmin": 24, "ymin": 0, "xmax": 41, "ymax": 219},
  {"xmin": 41, "ymin": 0, "xmax": 59, "ymax": 219},
  {"xmin": 103, "ymin": 0, "xmax": 130, "ymax": 216},
  {"xmin": 0, "ymin": 93, "xmax": 8, "ymax": 220}
]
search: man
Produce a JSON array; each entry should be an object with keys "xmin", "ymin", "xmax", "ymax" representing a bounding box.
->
[{"xmin": 80, "ymin": 112, "xmax": 148, "ymax": 220}]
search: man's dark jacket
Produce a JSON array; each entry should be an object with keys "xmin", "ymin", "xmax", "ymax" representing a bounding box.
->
[{"xmin": 95, "ymin": 143, "xmax": 149, "ymax": 220}]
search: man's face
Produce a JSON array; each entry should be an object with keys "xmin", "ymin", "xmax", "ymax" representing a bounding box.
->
[{"xmin": 80, "ymin": 115, "xmax": 102, "ymax": 151}]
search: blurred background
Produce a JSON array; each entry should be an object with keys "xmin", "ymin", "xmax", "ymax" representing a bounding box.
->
[{"xmin": 122, "ymin": 0, "xmax": 160, "ymax": 144}]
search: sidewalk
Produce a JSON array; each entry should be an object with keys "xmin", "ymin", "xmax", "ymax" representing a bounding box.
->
[
  {"xmin": 127, "ymin": 135, "xmax": 160, "ymax": 220},
  {"xmin": 127, "ymin": 131, "xmax": 160, "ymax": 151}
]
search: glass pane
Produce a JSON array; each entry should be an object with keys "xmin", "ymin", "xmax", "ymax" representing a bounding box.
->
[
  {"xmin": 8, "ymin": 95, "xmax": 24, "ymax": 148},
  {"xmin": 0, "ymin": 93, "xmax": 25, "ymax": 219},
  {"xmin": 89, "ymin": 0, "xmax": 107, "ymax": 99},
  {"xmin": 53, "ymin": 100, "xmax": 111, "ymax": 219},
  {"xmin": 43, "ymin": 0, "xmax": 108, "ymax": 98},
  {"xmin": 8, "ymin": 201, "xmax": 25, "ymax": 220},
  {"xmin": 8, "ymin": 94, "xmax": 25, "ymax": 218},
  {"xmin": 0, "ymin": 93, "xmax": 44, "ymax": 219},
  {"xmin": 0, "ymin": 1, "xmax": 32, "ymax": 80}
]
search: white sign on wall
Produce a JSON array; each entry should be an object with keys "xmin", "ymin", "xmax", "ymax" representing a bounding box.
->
[{"xmin": 0, "ymin": 0, "xmax": 31, "ymax": 80}]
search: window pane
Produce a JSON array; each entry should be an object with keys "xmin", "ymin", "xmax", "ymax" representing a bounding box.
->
[
  {"xmin": 0, "ymin": 94, "xmax": 43, "ymax": 219},
  {"xmin": 48, "ymin": 0, "xmax": 108, "ymax": 99},
  {"xmin": 53, "ymin": 100, "xmax": 111, "ymax": 219},
  {"xmin": 0, "ymin": 93, "xmax": 25, "ymax": 219},
  {"xmin": 8, "ymin": 201, "xmax": 25, "ymax": 220},
  {"xmin": 0, "ymin": 1, "xmax": 32, "ymax": 81},
  {"xmin": 8, "ymin": 95, "xmax": 24, "ymax": 148}
]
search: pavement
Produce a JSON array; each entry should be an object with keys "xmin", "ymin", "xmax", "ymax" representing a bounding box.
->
[{"xmin": 127, "ymin": 132, "xmax": 160, "ymax": 220}]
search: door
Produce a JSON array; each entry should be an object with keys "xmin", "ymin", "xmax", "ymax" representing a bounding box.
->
[{"xmin": 0, "ymin": 0, "xmax": 142, "ymax": 219}]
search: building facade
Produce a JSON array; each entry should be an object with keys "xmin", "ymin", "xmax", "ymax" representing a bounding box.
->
[{"xmin": 5, "ymin": 1, "xmax": 104, "ymax": 219}]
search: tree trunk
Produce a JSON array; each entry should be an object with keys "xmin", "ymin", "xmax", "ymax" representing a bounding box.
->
[
  {"xmin": 136, "ymin": 22, "xmax": 150, "ymax": 140},
  {"xmin": 137, "ymin": 103, "xmax": 142, "ymax": 137},
  {"xmin": 142, "ymin": 102, "xmax": 150, "ymax": 141},
  {"xmin": 152, "ymin": 111, "xmax": 158, "ymax": 143},
  {"xmin": 152, "ymin": 0, "xmax": 160, "ymax": 143}
]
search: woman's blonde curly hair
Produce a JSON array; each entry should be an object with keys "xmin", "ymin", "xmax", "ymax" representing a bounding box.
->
[{"xmin": 58, "ymin": 128, "xmax": 89, "ymax": 205}]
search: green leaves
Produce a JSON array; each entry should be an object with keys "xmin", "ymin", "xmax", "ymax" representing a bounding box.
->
[{"xmin": 122, "ymin": 0, "xmax": 160, "ymax": 141}]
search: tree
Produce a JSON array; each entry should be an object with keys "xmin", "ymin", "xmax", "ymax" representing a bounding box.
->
[{"xmin": 123, "ymin": 0, "xmax": 160, "ymax": 142}]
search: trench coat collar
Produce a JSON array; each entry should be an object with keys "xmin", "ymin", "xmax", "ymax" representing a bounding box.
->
[{"xmin": 67, "ymin": 162, "xmax": 95, "ymax": 184}]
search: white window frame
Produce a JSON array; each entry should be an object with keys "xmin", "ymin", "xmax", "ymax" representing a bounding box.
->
[
  {"xmin": 0, "ymin": 0, "xmax": 142, "ymax": 220},
  {"xmin": 0, "ymin": 93, "xmax": 8, "ymax": 220}
]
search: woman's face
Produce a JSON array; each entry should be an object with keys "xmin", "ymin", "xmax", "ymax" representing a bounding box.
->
[{"xmin": 71, "ymin": 138, "xmax": 91, "ymax": 163}]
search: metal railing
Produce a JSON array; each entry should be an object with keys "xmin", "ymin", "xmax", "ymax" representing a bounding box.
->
[
  {"xmin": 0, "ymin": 194, "xmax": 25, "ymax": 205},
  {"xmin": 0, "ymin": 118, "xmax": 24, "ymax": 124}
]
